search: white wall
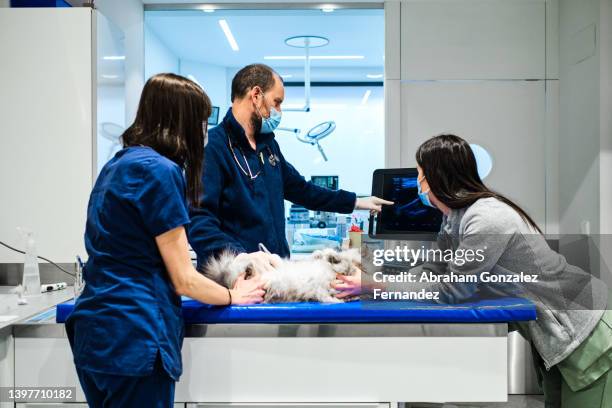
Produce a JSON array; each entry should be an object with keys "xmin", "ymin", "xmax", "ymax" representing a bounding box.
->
[
  {"xmin": 397, "ymin": 0, "xmax": 550, "ymax": 231},
  {"xmin": 179, "ymin": 59, "xmax": 230, "ymax": 116},
  {"xmin": 95, "ymin": 0, "xmax": 144, "ymax": 123},
  {"xmin": 144, "ymin": 23, "xmax": 179, "ymax": 79},
  {"xmin": 385, "ymin": 0, "xmax": 401, "ymax": 169},
  {"xmin": 400, "ymin": 0, "xmax": 546, "ymax": 80},
  {"xmin": 600, "ymin": 0, "xmax": 612, "ymax": 235},
  {"xmin": 558, "ymin": 0, "xmax": 606, "ymax": 235}
]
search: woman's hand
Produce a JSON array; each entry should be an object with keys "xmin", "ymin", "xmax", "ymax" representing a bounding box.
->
[
  {"xmin": 332, "ymin": 273, "xmax": 362, "ymax": 299},
  {"xmin": 355, "ymin": 196, "xmax": 394, "ymax": 214},
  {"xmin": 157, "ymin": 226, "xmax": 267, "ymax": 305},
  {"xmin": 230, "ymin": 274, "xmax": 266, "ymax": 304}
]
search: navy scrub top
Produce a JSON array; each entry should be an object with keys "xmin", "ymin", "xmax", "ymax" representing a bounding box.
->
[
  {"xmin": 189, "ymin": 108, "xmax": 357, "ymax": 268},
  {"xmin": 66, "ymin": 146, "xmax": 189, "ymax": 381}
]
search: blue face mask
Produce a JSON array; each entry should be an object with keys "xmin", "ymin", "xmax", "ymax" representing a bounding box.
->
[
  {"xmin": 417, "ymin": 176, "xmax": 435, "ymax": 208},
  {"xmin": 257, "ymin": 93, "xmax": 282, "ymax": 134}
]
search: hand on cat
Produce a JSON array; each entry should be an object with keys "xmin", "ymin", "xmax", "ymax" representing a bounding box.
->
[
  {"xmin": 230, "ymin": 273, "xmax": 266, "ymax": 304},
  {"xmin": 332, "ymin": 273, "xmax": 362, "ymax": 300}
]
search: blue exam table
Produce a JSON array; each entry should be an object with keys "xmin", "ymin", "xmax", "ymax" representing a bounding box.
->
[
  {"xmin": 56, "ymin": 296, "xmax": 536, "ymax": 324},
  {"xmin": 53, "ymin": 297, "xmax": 536, "ymax": 405}
]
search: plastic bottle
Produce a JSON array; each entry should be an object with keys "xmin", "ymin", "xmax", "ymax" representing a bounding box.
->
[
  {"xmin": 336, "ymin": 215, "xmax": 348, "ymax": 239},
  {"xmin": 18, "ymin": 228, "xmax": 41, "ymax": 297}
]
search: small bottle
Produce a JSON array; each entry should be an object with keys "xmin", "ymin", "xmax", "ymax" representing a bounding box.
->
[
  {"xmin": 336, "ymin": 215, "xmax": 347, "ymax": 239},
  {"xmin": 19, "ymin": 228, "xmax": 41, "ymax": 297}
]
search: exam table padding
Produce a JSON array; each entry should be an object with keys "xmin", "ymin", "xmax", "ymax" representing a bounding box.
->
[{"xmin": 56, "ymin": 297, "xmax": 536, "ymax": 324}]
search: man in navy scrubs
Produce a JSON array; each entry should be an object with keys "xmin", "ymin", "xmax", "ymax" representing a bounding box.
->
[{"xmin": 189, "ymin": 64, "xmax": 391, "ymax": 270}]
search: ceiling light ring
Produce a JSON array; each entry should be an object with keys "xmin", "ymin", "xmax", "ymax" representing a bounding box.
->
[{"xmin": 285, "ymin": 35, "xmax": 329, "ymax": 48}]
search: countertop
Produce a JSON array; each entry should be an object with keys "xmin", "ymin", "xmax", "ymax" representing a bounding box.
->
[{"xmin": 0, "ymin": 286, "xmax": 74, "ymax": 331}]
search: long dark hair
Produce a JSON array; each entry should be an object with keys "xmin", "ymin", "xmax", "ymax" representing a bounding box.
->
[
  {"xmin": 416, "ymin": 134, "xmax": 542, "ymax": 233},
  {"xmin": 122, "ymin": 73, "xmax": 211, "ymax": 206}
]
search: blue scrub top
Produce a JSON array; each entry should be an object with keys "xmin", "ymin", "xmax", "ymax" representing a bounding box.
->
[
  {"xmin": 66, "ymin": 146, "xmax": 190, "ymax": 381},
  {"xmin": 189, "ymin": 108, "xmax": 357, "ymax": 268}
]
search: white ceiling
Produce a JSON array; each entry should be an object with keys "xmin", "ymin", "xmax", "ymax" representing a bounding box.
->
[{"xmin": 145, "ymin": 8, "xmax": 385, "ymax": 77}]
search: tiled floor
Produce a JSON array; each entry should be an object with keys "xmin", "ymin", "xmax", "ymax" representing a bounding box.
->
[{"xmin": 404, "ymin": 395, "xmax": 546, "ymax": 408}]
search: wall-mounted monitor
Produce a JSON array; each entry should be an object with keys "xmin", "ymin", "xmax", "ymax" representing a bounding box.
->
[
  {"xmin": 311, "ymin": 175, "xmax": 338, "ymax": 190},
  {"xmin": 208, "ymin": 106, "xmax": 220, "ymax": 126}
]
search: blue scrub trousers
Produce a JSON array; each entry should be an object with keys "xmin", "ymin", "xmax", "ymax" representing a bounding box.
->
[{"xmin": 76, "ymin": 353, "xmax": 175, "ymax": 408}]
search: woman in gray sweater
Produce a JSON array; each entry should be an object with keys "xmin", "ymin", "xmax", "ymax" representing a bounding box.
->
[{"xmin": 336, "ymin": 134, "xmax": 611, "ymax": 407}]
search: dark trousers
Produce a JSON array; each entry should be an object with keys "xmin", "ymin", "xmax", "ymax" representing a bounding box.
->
[{"xmin": 76, "ymin": 354, "xmax": 175, "ymax": 408}]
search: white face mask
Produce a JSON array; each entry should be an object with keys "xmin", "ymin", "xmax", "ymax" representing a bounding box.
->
[
  {"xmin": 255, "ymin": 92, "xmax": 282, "ymax": 133},
  {"xmin": 417, "ymin": 175, "xmax": 435, "ymax": 208}
]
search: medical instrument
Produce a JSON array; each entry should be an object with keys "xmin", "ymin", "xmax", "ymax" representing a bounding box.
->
[
  {"xmin": 41, "ymin": 282, "xmax": 68, "ymax": 293},
  {"xmin": 282, "ymin": 35, "xmax": 329, "ymax": 112},
  {"xmin": 310, "ymin": 176, "xmax": 339, "ymax": 228},
  {"xmin": 277, "ymin": 126, "xmax": 300, "ymax": 134},
  {"xmin": 287, "ymin": 204, "xmax": 310, "ymax": 246},
  {"xmin": 290, "ymin": 228, "xmax": 341, "ymax": 253},
  {"xmin": 289, "ymin": 204, "xmax": 309, "ymax": 224},
  {"xmin": 258, "ymin": 243, "xmax": 271, "ymax": 254},
  {"xmin": 369, "ymin": 168, "xmax": 443, "ymax": 240},
  {"xmin": 75, "ymin": 256, "xmax": 85, "ymax": 298},
  {"xmin": 274, "ymin": 34, "xmax": 337, "ymax": 157},
  {"xmin": 228, "ymin": 132, "xmax": 261, "ymax": 180},
  {"xmin": 224, "ymin": 122, "xmax": 278, "ymax": 180},
  {"xmin": 18, "ymin": 228, "xmax": 41, "ymax": 297},
  {"xmin": 297, "ymin": 121, "xmax": 336, "ymax": 161},
  {"xmin": 100, "ymin": 122, "xmax": 124, "ymax": 160},
  {"xmin": 335, "ymin": 215, "xmax": 348, "ymax": 239},
  {"xmin": 46, "ymin": 295, "xmax": 539, "ymax": 404},
  {"xmin": 208, "ymin": 106, "xmax": 220, "ymax": 126}
]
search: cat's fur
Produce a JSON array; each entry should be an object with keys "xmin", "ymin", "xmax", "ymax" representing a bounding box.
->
[{"xmin": 202, "ymin": 248, "xmax": 361, "ymax": 303}]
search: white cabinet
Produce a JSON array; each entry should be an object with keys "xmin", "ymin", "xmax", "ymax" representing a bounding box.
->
[
  {"xmin": 14, "ymin": 338, "xmax": 85, "ymax": 402},
  {"xmin": 0, "ymin": 8, "xmax": 125, "ymax": 264},
  {"xmin": 400, "ymin": 0, "xmax": 546, "ymax": 80},
  {"xmin": 0, "ymin": 8, "xmax": 93, "ymax": 264},
  {"xmin": 0, "ymin": 330, "xmax": 14, "ymax": 408},
  {"xmin": 16, "ymin": 405, "xmax": 89, "ymax": 408},
  {"xmin": 187, "ymin": 405, "xmax": 390, "ymax": 408},
  {"xmin": 16, "ymin": 404, "xmax": 184, "ymax": 407}
]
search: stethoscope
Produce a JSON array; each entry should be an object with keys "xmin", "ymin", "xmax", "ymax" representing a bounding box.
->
[{"xmin": 224, "ymin": 122, "xmax": 280, "ymax": 180}]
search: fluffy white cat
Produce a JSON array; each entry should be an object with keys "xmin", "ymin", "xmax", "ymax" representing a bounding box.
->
[{"xmin": 202, "ymin": 248, "xmax": 362, "ymax": 303}]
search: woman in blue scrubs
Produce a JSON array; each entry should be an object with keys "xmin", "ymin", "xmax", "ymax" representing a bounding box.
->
[{"xmin": 66, "ymin": 73, "xmax": 266, "ymax": 408}]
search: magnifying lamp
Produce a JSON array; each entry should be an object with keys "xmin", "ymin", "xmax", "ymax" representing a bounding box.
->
[
  {"xmin": 100, "ymin": 122, "xmax": 125, "ymax": 160},
  {"xmin": 296, "ymin": 121, "xmax": 336, "ymax": 161}
]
